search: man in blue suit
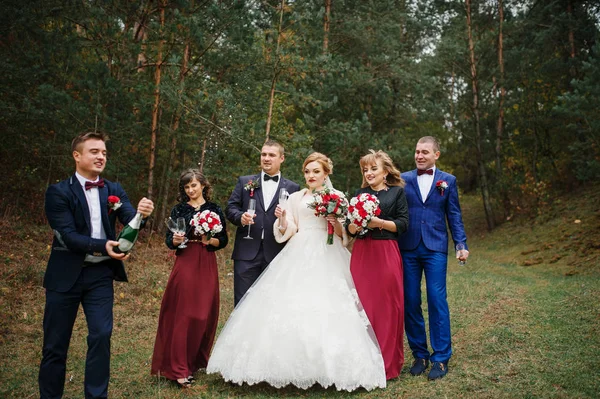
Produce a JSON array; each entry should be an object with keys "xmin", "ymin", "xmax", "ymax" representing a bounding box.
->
[
  {"xmin": 398, "ymin": 136, "xmax": 469, "ymax": 380},
  {"xmin": 226, "ymin": 140, "xmax": 300, "ymax": 305},
  {"xmin": 39, "ymin": 132, "xmax": 154, "ymax": 399}
]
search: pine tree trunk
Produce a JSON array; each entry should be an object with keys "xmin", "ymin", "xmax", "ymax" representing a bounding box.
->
[
  {"xmin": 496, "ymin": 0, "xmax": 510, "ymax": 218},
  {"xmin": 157, "ymin": 38, "xmax": 191, "ymax": 229},
  {"xmin": 450, "ymin": 68, "xmax": 456, "ymax": 130},
  {"xmin": 147, "ymin": 0, "xmax": 165, "ymax": 200},
  {"xmin": 199, "ymin": 136, "xmax": 208, "ymax": 173},
  {"xmin": 323, "ymin": 0, "xmax": 331, "ymax": 54},
  {"xmin": 466, "ymin": 0, "xmax": 495, "ymax": 230},
  {"xmin": 567, "ymin": 0, "xmax": 577, "ymax": 78},
  {"xmin": 265, "ymin": 0, "xmax": 286, "ymax": 141},
  {"xmin": 567, "ymin": 0, "xmax": 575, "ymax": 60}
]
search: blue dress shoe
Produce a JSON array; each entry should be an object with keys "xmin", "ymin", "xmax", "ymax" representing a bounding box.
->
[
  {"xmin": 427, "ymin": 362, "xmax": 448, "ymax": 380},
  {"xmin": 409, "ymin": 358, "xmax": 429, "ymax": 376}
]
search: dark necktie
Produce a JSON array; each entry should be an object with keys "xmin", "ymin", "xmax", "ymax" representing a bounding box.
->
[
  {"xmin": 85, "ymin": 178, "xmax": 105, "ymax": 190},
  {"xmin": 264, "ymin": 174, "xmax": 279, "ymax": 183},
  {"xmin": 417, "ymin": 169, "xmax": 433, "ymax": 176}
]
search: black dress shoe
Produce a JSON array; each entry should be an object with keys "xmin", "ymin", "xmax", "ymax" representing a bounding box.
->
[
  {"xmin": 427, "ymin": 362, "xmax": 448, "ymax": 380},
  {"xmin": 409, "ymin": 358, "xmax": 430, "ymax": 376},
  {"xmin": 176, "ymin": 378, "xmax": 192, "ymax": 388}
]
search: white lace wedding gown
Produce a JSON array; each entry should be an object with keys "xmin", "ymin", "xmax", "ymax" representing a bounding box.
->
[{"xmin": 206, "ymin": 190, "xmax": 386, "ymax": 391}]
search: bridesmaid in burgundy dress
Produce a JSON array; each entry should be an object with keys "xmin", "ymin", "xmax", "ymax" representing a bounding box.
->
[
  {"xmin": 151, "ymin": 169, "xmax": 228, "ymax": 387},
  {"xmin": 348, "ymin": 150, "xmax": 408, "ymax": 380}
]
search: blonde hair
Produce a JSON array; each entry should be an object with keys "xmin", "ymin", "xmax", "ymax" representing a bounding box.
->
[
  {"xmin": 302, "ymin": 152, "xmax": 333, "ymax": 175},
  {"xmin": 359, "ymin": 150, "xmax": 405, "ymax": 188}
]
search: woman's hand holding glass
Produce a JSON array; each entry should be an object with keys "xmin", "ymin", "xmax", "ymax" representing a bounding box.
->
[
  {"xmin": 275, "ymin": 188, "xmax": 289, "ymax": 231},
  {"xmin": 275, "ymin": 205, "xmax": 287, "ymax": 231},
  {"xmin": 172, "ymin": 232, "xmax": 186, "ymax": 246},
  {"xmin": 165, "ymin": 217, "xmax": 188, "ymax": 248}
]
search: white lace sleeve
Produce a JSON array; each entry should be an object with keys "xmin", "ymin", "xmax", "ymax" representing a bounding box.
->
[{"xmin": 273, "ymin": 191, "xmax": 300, "ymax": 243}]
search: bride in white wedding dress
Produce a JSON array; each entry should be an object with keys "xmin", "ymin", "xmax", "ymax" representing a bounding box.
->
[{"xmin": 206, "ymin": 152, "xmax": 386, "ymax": 391}]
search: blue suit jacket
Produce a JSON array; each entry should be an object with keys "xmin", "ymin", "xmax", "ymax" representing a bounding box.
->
[
  {"xmin": 398, "ymin": 169, "xmax": 467, "ymax": 254},
  {"xmin": 44, "ymin": 174, "xmax": 139, "ymax": 292},
  {"xmin": 226, "ymin": 173, "xmax": 300, "ymax": 263}
]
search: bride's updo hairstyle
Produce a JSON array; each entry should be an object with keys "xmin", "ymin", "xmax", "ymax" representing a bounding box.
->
[
  {"xmin": 302, "ymin": 152, "xmax": 333, "ymax": 175},
  {"xmin": 359, "ymin": 150, "xmax": 405, "ymax": 188}
]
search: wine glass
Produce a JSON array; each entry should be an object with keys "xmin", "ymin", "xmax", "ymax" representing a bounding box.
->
[
  {"xmin": 165, "ymin": 217, "xmax": 188, "ymax": 248},
  {"xmin": 455, "ymin": 243, "xmax": 466, "ymax": 266},
  {"xmin": 279, "ymin": 188, "xmax": 289, "ymax": 205},
  {"xmin": 176, "ymin": 217, "xmax": 189, "ymax": 248},
  {"xmin": 243, "ymin": 199, "xmax": 257, "ymax": 240}
]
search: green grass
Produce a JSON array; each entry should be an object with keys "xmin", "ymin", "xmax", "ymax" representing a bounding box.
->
[{"xmin": 1, "ymin": 185, "xmax": 599, "ymax": 398}]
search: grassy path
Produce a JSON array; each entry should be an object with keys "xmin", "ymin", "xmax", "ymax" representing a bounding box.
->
[{"xmin": 1, "ymin": 190, "xmax": 599, "ymax": 398}]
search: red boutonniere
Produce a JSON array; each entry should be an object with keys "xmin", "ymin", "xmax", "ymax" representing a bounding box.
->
[
  {"xmin": 436, "ymin": 180, "xmax": 449, "ymax": 196},
  {"xmin": 108, "ymin": 195, "xmax": 122, "ymax": 214},
  {"xmin": 244, "ymin": 179, "xmax": 260, "ymax": 197}
]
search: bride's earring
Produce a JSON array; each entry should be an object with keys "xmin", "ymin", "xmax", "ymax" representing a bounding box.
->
[{"xmin": 383, "ymin": 175, "xmax": 387, "ymax": 184}]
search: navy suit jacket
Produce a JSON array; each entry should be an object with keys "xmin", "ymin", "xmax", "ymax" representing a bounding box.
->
[
  {"xmin": 398, "ymin": 169, "xmax": 467, "ymax": 254},
  {"xmin": 226, "ymin": 173, "xmax": 300, "ymax": 263},
  {"xmin": 44, "ymin": 174, "xmax": 139, "ymax": 292}
]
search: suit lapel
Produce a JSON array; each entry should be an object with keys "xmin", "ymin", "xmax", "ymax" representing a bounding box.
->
[
  {"xmin": 251, "ymin": 174, "xmax": 266, "ymax": 212},
  {"xmin": 424, "ymin": 169, "xmax": 441, "ymax": 202},
  {"xmin": 99, "ymin": 184, "xmax": 113, "ymax": 238},
  {"xmin": 410, "ymin": 170, "xmax": 422, "ymax": 201},
  {"xmin": 70, "ymin": 175, "xmax": 91, "ymax": 232}
]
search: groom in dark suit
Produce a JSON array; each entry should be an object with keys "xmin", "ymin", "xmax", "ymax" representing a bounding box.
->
[
  {"xmin": 398, "ymin": 136, "xmax": 469, "ymax": 380},
  {"xmin": 39, "ymin": 132, "xmax": 154, "ymax": 399},
  {"xmin": 227, "ymin": 140, "xmax": 300, "ymax": 305}
]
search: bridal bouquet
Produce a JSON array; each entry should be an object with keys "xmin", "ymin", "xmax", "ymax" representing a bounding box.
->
[
  {"xmin": 190, "ymin": 210, "xmax": 223, "ymax": 239},
  {"xmin": 347, "ymin": 193, "xmax": 381, "ymax": 235},
  {"xmin": 307, "ymin": 188, "xmax": 349, "ymax": 245}
]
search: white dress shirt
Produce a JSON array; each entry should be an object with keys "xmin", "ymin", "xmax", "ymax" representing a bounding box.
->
[
  {"xmin": 260, "ymin": 171, "xmax": 280, "ymax": 240},
  {"xmin": 417, "ymin": 166, "xmax": 436, "ymax": 203},
  {"xmin": 75, "ymin": 172, "xmax": 109, "ymax": 263},
  {"xmin": 261, "ymin": 171, "xmax": 280, "ymax": 210}
]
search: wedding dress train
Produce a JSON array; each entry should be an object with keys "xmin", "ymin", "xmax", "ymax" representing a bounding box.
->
[{"xmin": 206, "ymin": 190, "xmax": 386, "ymax": 391}]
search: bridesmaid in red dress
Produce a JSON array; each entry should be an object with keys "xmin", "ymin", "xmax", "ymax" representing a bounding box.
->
[
  {"xmin": 348, "ymin": 150, "xmax": 408, "ymax": 380},
  {"xmin": 151, "ymin": 169, "xmax": 228, "ymax": 388}
]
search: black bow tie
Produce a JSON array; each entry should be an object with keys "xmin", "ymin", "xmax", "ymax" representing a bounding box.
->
[
  {"xmin": 417, "ymin": 169, "xmax": 433, "ymax": 176},
  {"xmin": 85, "ymin": 178, "xmax": 105, "ymax": 190},
  {"xmin": 264, "ymin": 174, "xmax": 279, "ymax": 183}
]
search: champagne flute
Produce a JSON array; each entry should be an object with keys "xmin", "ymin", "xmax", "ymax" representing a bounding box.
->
[
  {"xmin": 165, "ymin": 217, "xmax": 188, "ymax": 248},
  {"xmin": 243, "ymin": 199, "xmax": 257, "ymax": 240},
  {"xmin": 176, "ymin": 217, "xmax": 189, "ymax": 248},
  {"xmin": 279, "ymin": 188, "xmax": 289, "ymax": 205},
  {"xmin": 455, "ymin": 243, "xmax": 466, "ymax": 266}
]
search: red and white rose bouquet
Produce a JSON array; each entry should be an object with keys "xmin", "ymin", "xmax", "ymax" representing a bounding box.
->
[
  {"xmin": 190, "ymin": 210, "xmax": 223, "ymax": 239},
  {"xmin": 347, "ymin": 193, "xmax": 381, "ymax": 235},
  {"xmin": 307, "ymin": 188, "xmax": 349, "ymax": 245}
]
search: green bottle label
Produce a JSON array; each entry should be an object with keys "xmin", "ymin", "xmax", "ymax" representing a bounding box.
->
[{"xmin": 116, "ymin": 213, "xmax": 143, "ymax": 254}]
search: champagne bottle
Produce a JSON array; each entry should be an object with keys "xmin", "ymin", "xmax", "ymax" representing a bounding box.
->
[{"xmin": 115, "ymin": 213, "xmax": 143, "ymax": 254}]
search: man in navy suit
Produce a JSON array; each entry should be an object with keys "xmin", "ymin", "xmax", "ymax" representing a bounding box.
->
[
  {"xmin": 398, "ymin": 136, "xmax": 469, "ymax": 380},
  {"xmin": 39, "ymin": 132, "xmax": 154, "ymax": 399},
  {"xmin": 227, "ymin": 140, "xmax": 300, "ymax": 305}
]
